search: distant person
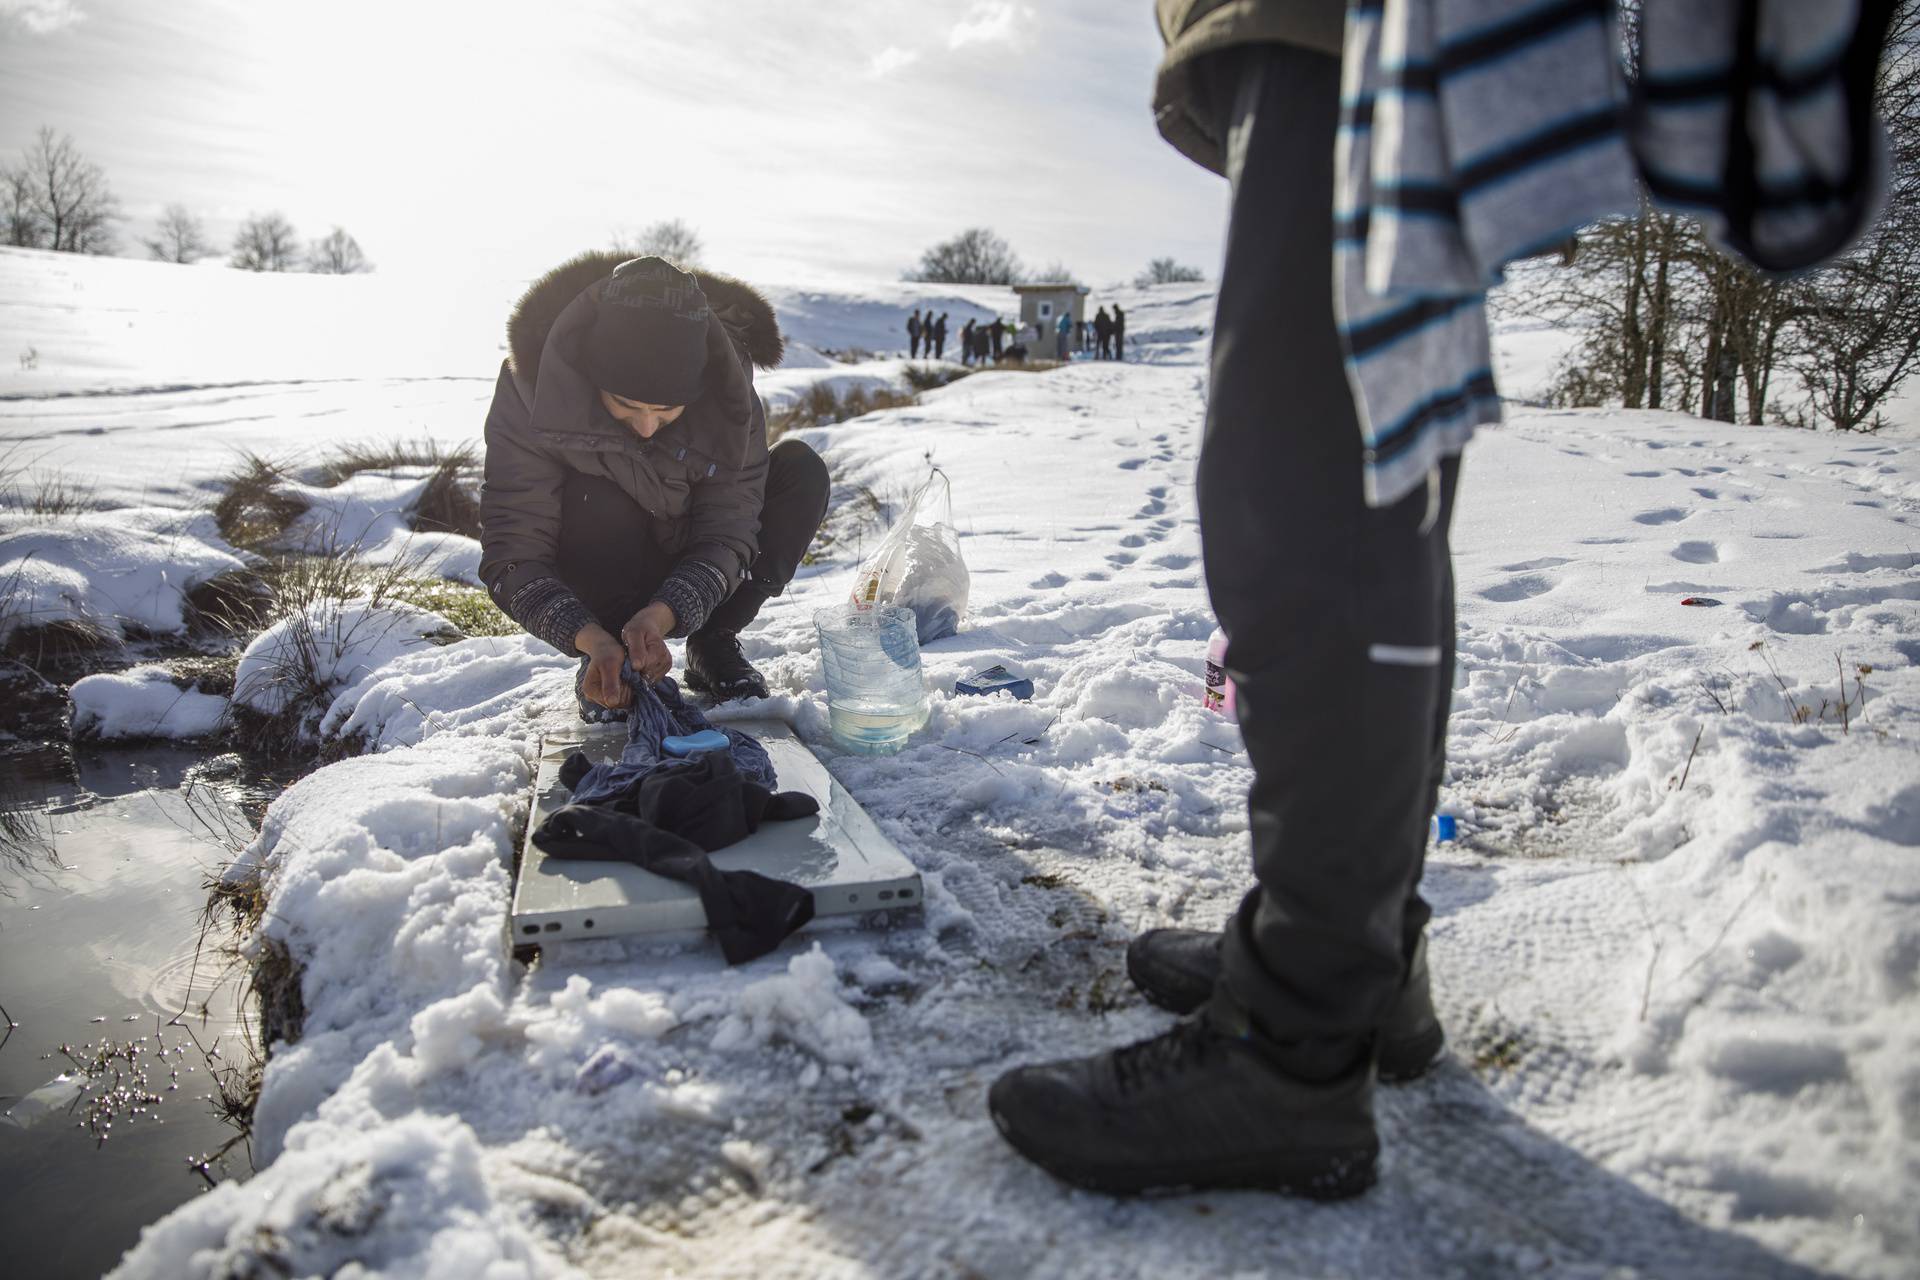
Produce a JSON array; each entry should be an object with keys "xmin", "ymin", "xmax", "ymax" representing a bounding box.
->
[
  {"xmin": 1111, "ymin": 304, "xmax": 1127, "ymax": 361},
  {"xmin": 480, "ymin": 254, "xmax": 828, "ymax": 709},
  {"xmin": 1055, "ymin": 310, "xmax": 1072, "ymax": 360},
  {"xmin": 933, "ymin": 312, "xmax": 949, "ymax": 360},
  {"xmin": 1093, "ymin": 306, "xmax": 1113, "ymax": 359},
  {"xmin": 906, "ymin": 309, "xmax": 923, "ymax": 359},
  {"xmin": 960, "ymin": 318, "xmax": 977, "ymax": 366},
  {"xmin": 989, "ymin": 317, "xmax": 1006, "ymax": 359},
  {"xmin": 972, "ymin": 324, "xmax": 990, "ymax": 364}
]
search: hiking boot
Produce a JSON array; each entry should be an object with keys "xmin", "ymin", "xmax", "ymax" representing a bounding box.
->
[
  {"xmin": 683, "ymin": 628, "xmax": 769, "ymax": 702},
  {"xmin": 987, "ymin": 1017, "xmax": 1377, "ymax": 1198},
  {"xmin": 1126, "ymin": 929, "xmax": 1445, "ymax": 1083}
]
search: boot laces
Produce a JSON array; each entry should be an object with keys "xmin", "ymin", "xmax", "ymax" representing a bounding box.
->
[{"xmin": 1111, "ymin": 1019, "xmax": 1212, "ymax": 1094}]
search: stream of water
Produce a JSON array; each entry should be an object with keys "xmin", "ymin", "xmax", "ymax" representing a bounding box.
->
[{"xmin": 0, "ymin": 746, "xmax": 278, "ymax": 1279}]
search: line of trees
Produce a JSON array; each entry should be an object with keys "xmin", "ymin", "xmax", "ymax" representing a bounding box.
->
[
  {"xmin": 1512, "ymin": 1, "xmax": 1920, "ymax": 432},
  {"xmin": 3, "ymin": 126, "xmax": 371, "ymax": 274},
  {"xmin": 904, "ymin": 227, "xmax": 1206, "ymax": 289}
]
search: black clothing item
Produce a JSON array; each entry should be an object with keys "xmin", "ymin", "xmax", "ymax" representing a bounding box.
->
[
  {"xmin": 586, "ymin": 257, "xmax": 711, "ymax": 406},
  {"xmin": 907, "ymin": 311, "xmax": 922, "ymax": 358},
  {"xmin": 1127, "ymin": 928, "xmax": 1444, "ymax": 1082},
  {"xmin": 1093, "ymin": 308, "xmax": 1113, "ymax": 360},
  {"xmin": 988, "ymin": 1017, "xmax": 1377, "ymax": 1198},
  {"xmin": 1111, "ymin": 305, "xmax": 1126, "ymax": 360},
  {"xmin": 932, "ymin": 314, "xmax": 948, "ymax": 360},
  {"xmin": 1200, "ymin": 45, "xmax": 1460, "ymax": 1051},
  {"xmin": 685, "ymin": 628, "xmax": 771, "ymax": 702},
  {"xmin": 533, "ymin": 802, "xmax": 816, "ymax": 965},
  {"xmin": 557, "ymin": 437, "xmax": 829, "ymax": 638},
  {"xmin": 989, "ymin": 319, "xmax": 1005, "ymax": 357},
  {"xmin": 539, "ymin": 685, "xmax": 821, "ymax": 964},
  {"xmin": 960, "ymin": 319, "xmax": 976, "ymax": 365}
]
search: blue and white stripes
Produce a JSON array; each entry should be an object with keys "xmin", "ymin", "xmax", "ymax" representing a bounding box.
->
[{"xmin": 1334, "ymin": 0, "xmax": 1892, "ymax": 508}]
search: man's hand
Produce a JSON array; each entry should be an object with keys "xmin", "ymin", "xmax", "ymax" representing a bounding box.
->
[
  {"xmin": 575, "ymin": 623, "xmax": 632, "ymax": 710},
  {"xmin": 621, "ymin": 602, "xmax": 676, "ymax": 685}
]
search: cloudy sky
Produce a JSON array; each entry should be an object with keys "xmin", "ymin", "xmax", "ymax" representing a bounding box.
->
[{"xmin": 0, "ymin": 0, "xmax": 1231, "ymax": 286}]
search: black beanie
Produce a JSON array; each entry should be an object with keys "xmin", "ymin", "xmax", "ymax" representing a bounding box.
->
[{"xmin": 584, "ymin": 257, "xmax": 711, "ymax": 406}]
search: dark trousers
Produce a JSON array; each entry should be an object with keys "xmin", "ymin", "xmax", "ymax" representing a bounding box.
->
[
  {"xmin": 1199, "ymin": 45, "xmax": 1461, "ymax": 1059},
  {"xmin": 556, "ymin": 438, "xmax": 830, "ymax": 637}
]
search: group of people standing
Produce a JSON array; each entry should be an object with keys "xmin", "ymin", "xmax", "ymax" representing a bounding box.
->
[
  {"xmin": 908, "ymin": 309, "xmax": 1014, "ymax": 365},
  {"xmin": 907, "ymin": 304, "xmax": 1125, "ymax": 365}
]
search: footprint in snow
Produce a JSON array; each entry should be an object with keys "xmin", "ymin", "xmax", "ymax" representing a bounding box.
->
[
  {"xmin": 1479, "ymin": 574, "xmax": 1556, "ymax": 602},
  {"xmin": 1632, "ymin": 508, "xmax": 1690, "ymax": 525},
  {"xmin": 1029, "ymin": 571, "xmax": 1069, "ymax": 589},
  {"xmin": 1118, "ymin": 458, "xmax": 1146, "ymax": 471},
  {"xmin": 1671, "ymin": 540, "xmax": 1722, "ymax": 564},
  {"xmin": 1499, "ymin": 556, "xmax": 1573, "ymax": 572},
  {"xmin": 1626, "ymin": 470, "xmax": 1664, "ymax": 478}
]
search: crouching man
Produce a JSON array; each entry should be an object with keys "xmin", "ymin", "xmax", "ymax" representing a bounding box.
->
[{"xmin": 479, "ymin": 254, "xmax": 829, "ymax": 709}]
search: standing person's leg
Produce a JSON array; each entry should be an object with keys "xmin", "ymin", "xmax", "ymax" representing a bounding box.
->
[
  {"xmin": 988, "ymin": 41, "xmax": 1457, "ymax": 1198},
  {"xmin": 685, "ymin": 439, "xmax": 831, "ymax": 699}
]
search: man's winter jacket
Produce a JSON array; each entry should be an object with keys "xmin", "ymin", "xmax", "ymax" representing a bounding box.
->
[
  {"xmin": 1152, "ymin": 0, "xmax": 1345, "ymax": 175},
  {"xmin": 480, "ymin": 251, "xmax": 786, "ymax": 649}
]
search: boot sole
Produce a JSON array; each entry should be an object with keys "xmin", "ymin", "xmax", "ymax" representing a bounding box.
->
[
  {"xmin": 680, "ymin": 669, "xmax": 767, "ymax": 703},
  {"xmin": 989, "ymin": 1108, "xmax": 1378, "ymax": 1200}
]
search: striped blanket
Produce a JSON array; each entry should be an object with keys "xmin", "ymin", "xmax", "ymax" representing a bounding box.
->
[{"xmin": 1336, "ymin": 0, "xmax": 1897, "ymax": 507}]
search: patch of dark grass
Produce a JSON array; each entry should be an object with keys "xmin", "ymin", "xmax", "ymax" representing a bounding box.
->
[
  {"xmin": 0, "ymin": 615, "xmax": 120, "ymax": 682},
  {"xmin": 770, "ymin": 382, "xmax": 920, "ymax": 441},
  {"xmin": 185, "ymin": 568, "xmax": 273, "ymax": 637},
  {"xmin": 387, "ymin": 577, "xmax": 515, "ymax": 637},
  {"xmin": 165, "ymin": 652, "xmax": 241, "ymax": 697},
  {"xmin": 412, "ymin": 454, "xmax": 482, "ymax": 539},
  {"xmin": 1, "ymin": 471, "xmax": 103, "ymax": 516},
  {"xmin": 903, "ymin": 364, "xmax": 974, "ymax": 393},
  {"xmin": 212, "ymin": 453, "xmax": 309, "ymax": 551},
  {"xmin": 312, "ymin": 437, "xmax": 477, "ymax": 487}
]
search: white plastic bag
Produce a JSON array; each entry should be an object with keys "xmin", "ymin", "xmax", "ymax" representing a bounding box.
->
[{"xmin": 850, "ymin": 468, "xmax": 969, "ymax": 643}]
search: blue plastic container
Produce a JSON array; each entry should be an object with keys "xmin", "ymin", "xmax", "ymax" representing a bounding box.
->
[{"xmin": 815, "ymin": 605, "xmax": 929, "ymax": 755}]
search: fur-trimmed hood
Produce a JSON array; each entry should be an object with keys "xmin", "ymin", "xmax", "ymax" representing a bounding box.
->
[{"xmin": 507, "ymin": 250, "xmax": 785, "ymax": 391}]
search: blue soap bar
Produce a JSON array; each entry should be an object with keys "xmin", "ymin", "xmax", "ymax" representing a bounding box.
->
[
  {"xmin": 663, "ymin": 729, "xmax": 730, "ymax": 758},
  {"xmin": 955, "ymin": 664, "xmax": 1034, "ymax": 701}
]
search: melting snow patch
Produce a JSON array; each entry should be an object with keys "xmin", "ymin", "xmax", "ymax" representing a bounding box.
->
[{"xmin": 69, "ymin": 664, "xmax": 226, "ymax": 740}]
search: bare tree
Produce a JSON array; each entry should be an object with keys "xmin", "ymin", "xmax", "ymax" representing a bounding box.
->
[
  {"xmin": 3, "ymin": 127, "xmax": 118, "ymax": 254},
  {"xmin": 904, "ymin": 227, "xmax": 1023, "ymax": 285},
  {"xmin": 1027, "ymin": 261, "xmax": 1084, "ymax": 286},
  {"xmin": 610, "ymin": 218, "xmax": 703, "ymax": 267},
  {"xmin": 307, "ymin": 226, "xmax": 370, "ymax": 274},
  {"xmin": 230, "ymin": 212, "xmax": 299, "ymax": 272},
  {"xmin": 143, "ymin": 203, "xmax": 209, "ymax": 263},
  {"xmin": 1135, "ymin": 257, "xmax": 1206, "ymax": 286},
  {"xmin": 2, "ymin": 165, "xmax": 37, "ymax": 247}
]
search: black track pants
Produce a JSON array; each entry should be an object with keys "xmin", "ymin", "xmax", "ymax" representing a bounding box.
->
[
  {"xmin": 556, "ymin": 438, "xmax": 830, "ymax": 636},
  {"xmin": 1198, "ymin": 45, "xmax": 1461, "ymax": 1059}
]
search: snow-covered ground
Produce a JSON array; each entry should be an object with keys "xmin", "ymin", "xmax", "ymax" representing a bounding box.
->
[{"xmin": 3, "ymin": 248, "xmax": 1917, "ymax": 1277}]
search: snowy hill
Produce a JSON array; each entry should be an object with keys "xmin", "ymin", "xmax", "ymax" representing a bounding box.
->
[{"xmin": 3, "ymin": 249, "xmax": 1917, "ymax": 1277}]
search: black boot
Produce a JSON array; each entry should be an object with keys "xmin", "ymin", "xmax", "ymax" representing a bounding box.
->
[
  {"xmin": 1127, "ymin": 929, "xmax": 1445, "ymax": 1083},
  {"xmin": 683, "ymin": 628, "xmax": 769, "ymax": 702},
  {"xmin": 988, "ymin": 1018, "xmax": 1377, "ymax": 1198}
]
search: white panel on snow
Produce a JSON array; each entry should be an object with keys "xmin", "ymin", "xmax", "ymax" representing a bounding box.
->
[{"xmin": 511, "ymin": 718, "xmax": 922, "ymax": 946}]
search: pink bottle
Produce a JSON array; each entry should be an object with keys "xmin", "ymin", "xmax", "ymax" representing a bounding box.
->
[{"xmin": 1203, "ymin": 627, "xmax": 1237, "ymax": 718}]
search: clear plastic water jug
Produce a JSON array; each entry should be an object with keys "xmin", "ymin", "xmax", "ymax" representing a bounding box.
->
[{"xmin": 816, "ymin": 604, "xmax": 929, "ymax": 755}]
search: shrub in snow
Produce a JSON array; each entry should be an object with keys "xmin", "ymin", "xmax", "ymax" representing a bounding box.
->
[
  {"xmin": 0, "ymin": 507, "xmax": 246, "ymax": 647},
  {"xmin": 70, "ymin": 664, "xmax": 226, "ymax": 741},
  {"xmin": 232, "ymin": 596, "xmax": 458, "ymax": 737}
]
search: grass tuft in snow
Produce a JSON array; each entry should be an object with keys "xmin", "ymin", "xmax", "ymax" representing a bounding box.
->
[
  {"xmin": 770, "ymin": 383, "xmax": 919, "ymax": 441},
  {"xmin": 383, "ymin": 576, "xmax": 514, "ymax": 637},
  {"xmin": 315, "ymin": 438, "xmax": 483, "ymax": 540},
  {"xmin": 225, "ymin": 553, "xmax": 460, "ymax": 759},
  {"xmin": 212, "ymin": 453, "xmax": 310, "ymax": 551},
  {"xmin": 902, "ymin": 363, "xmax": 974, "ymax": 393}
]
